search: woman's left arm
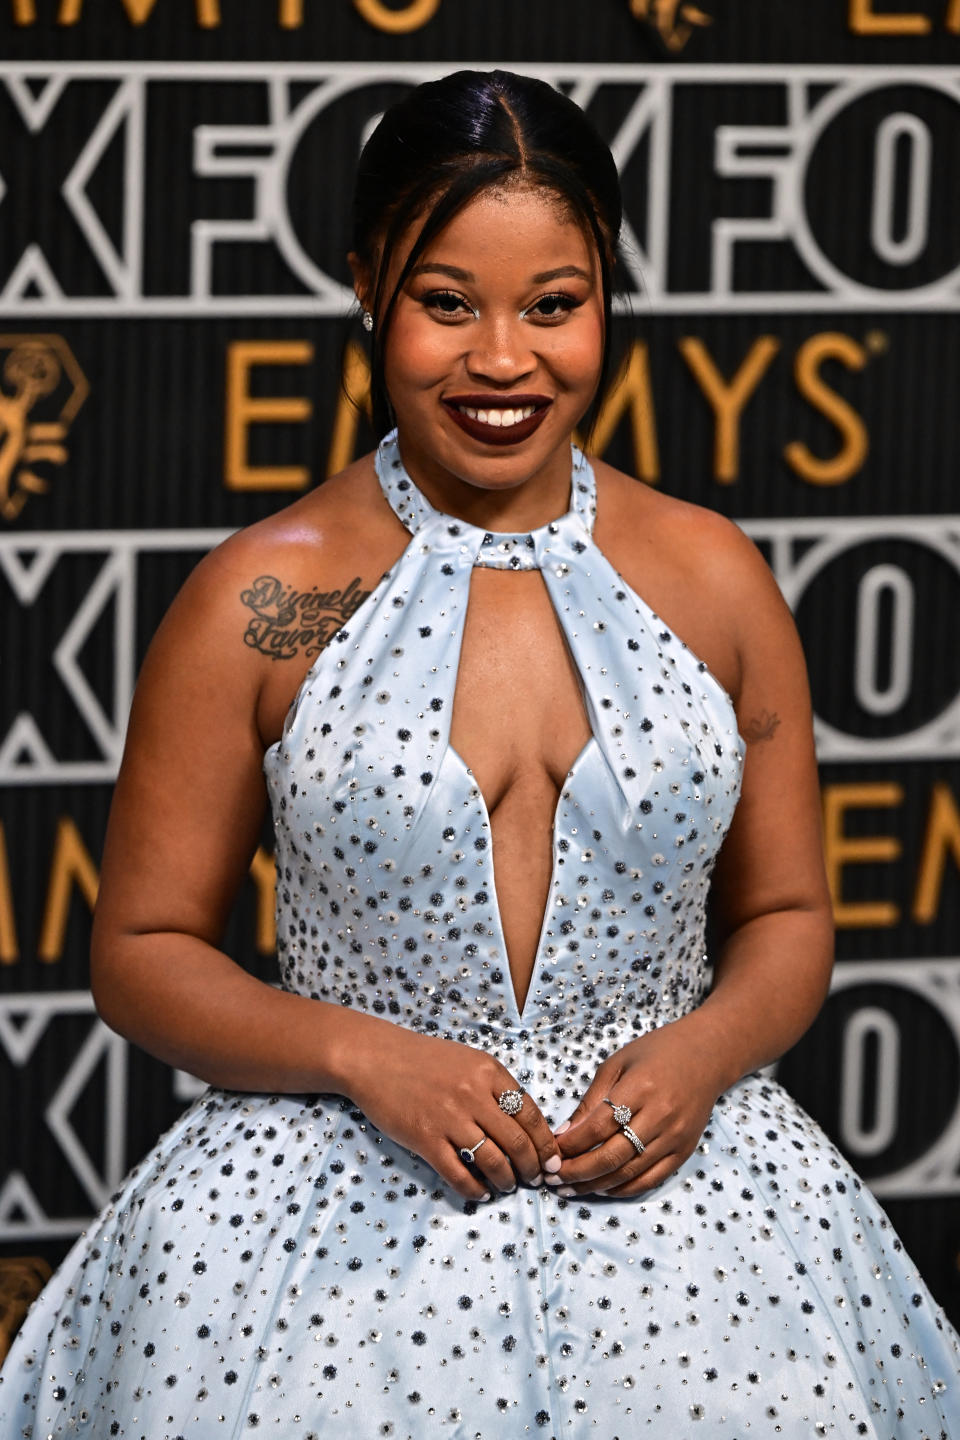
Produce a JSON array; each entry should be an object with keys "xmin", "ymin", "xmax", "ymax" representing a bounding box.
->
[{"xmin": 553, "ymin": 521, "xmax": 834, "ymax": 1196}]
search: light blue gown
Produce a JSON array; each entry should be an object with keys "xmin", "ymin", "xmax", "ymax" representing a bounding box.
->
[{"xmin": 2, "ymin": 431, "xmax": 958, "ymax": 1438}]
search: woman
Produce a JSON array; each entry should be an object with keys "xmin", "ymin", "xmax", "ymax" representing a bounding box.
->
[{"xmin": 2, "ymin": 69, "xmax": 957, "ymax": 1437}]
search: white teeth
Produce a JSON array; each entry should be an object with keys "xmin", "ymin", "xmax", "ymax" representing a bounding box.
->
[{"xmin": 457, "ymin": 404, "xmax": 537, "ymax": 427}]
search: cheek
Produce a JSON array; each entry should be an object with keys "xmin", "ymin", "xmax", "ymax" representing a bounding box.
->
[
  {"xmin": 550, "ymin": 317, "xmax": 605, "ymax": 389},
  {"xmin": 384, "ymin": 317, "xmax": 457, "ymax": 393}
]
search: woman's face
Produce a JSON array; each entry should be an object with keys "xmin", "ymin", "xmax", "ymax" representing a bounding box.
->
[{"xmin": 371, "ymin": 182, "xmax": 605, "ymax": 513}]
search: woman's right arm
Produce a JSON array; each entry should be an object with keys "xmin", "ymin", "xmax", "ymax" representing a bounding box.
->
[
  {"xmin": 89, "ymin": 530, "xmax": 380, "ymax": 1096},
  {"xmin": 90, "ymin": 525, "xmax": 562, "ymax": 1193}
]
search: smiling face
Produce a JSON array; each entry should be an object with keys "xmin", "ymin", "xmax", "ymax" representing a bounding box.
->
[{"xmin": 357, "ymin": 182, "xmax": 606, "ymax": 525}]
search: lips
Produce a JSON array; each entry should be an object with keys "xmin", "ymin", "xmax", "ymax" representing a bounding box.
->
[{"xmin": 442, "ymin": 395, "xmax": 552, "ymax": 447}]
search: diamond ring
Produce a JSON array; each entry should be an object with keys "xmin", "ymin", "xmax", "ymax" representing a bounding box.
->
[
  {"xmin": 603, "ymin": 1097, "xmax": 633, "ymax": 1127},
  {"xmin": 622, "ymin": 1125, "xmax": 646, "ymax": 1156},
  {"xmin": 459, "ymin": 1136, "xmax": 487, "ymax": 1164},
  {"xmin": 498, "ymin": 1089, "xmax": 524, "ymax": 1117}
]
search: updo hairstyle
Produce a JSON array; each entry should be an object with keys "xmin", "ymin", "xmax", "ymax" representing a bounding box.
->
[{"xmin": 351, "ymin": 69, "xmax": 623, "ymax": 440}]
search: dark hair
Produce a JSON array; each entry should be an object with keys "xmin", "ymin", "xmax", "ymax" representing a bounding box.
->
[{"xmin": 351, "ymin": 69, "xmax": 622, "ymax": 441}]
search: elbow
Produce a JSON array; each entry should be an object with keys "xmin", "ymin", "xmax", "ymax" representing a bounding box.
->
[
  {"xmin": 89, "ymin": 913, "xmax": 132, "ymax": 1037},
  {"xmin": 89, "ymin": 946, "xmax": 121, "ymax": 1036}
]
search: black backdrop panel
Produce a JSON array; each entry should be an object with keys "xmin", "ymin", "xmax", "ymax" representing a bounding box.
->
[{"xmin": 2, "ymin": 2, "xmax": 959, "ymax": 1325}]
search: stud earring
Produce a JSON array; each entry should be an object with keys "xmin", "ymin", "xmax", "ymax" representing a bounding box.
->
[{"xmin": 362, "ymin": 311, "xmax": 374, "ymax": 332}]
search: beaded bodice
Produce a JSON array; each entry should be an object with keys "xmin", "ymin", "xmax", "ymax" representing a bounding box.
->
[{"xmin": 263, "ymin": 431, "xmax": 743, "ymax": 1049}]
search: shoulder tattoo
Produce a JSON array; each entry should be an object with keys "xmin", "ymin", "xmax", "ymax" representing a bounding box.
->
[
  {"xmin": 741, "ymin": 708, "xmax": 781, "ymax": 744},
  {"xmin": 239, "ymin": 574, "xmax": 372, "ymax": 661}
]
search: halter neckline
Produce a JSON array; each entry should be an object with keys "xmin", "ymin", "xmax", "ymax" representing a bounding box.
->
[{"xmin": 375, "ymin": 429, "xmax": 598, "ymax": 563}]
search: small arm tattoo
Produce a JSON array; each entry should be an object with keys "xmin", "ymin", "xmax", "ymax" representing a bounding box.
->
[
  {"xmin": 741, "ymin": 708, "xmax": 781, "ymax": 743},
  {"xmin": 240, "ymin": 574, "xmax": 372, "ymax": 661}
]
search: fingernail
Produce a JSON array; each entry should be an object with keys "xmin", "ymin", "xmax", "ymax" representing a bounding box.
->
[
  {"xmin": 544, "ymin": 1155, "xmax": 562, "ymax": 1173},
  {"xmin": 557, "ymin": 1185, "xmax": 576, "ymax": 1197},
  {"xmin": 531, "ymin": 1173, "xmax": 544, "ymax": 1186},
  {"xmin": 545, "ymin": 1174, "xmax": 563, "ymax": 1186},
  {"xmin": 480, "ymin": 1191, "xmax": 491, "ymax": 1201},
  {"xmin": 554, "ymin": 1120, "xmax": 571, "ymax": 1135}
]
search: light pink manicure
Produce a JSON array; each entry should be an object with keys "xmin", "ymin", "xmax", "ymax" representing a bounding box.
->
[
  {"xmin": 544, "ymin": 1155, "xmax": 562, "ymax": 1173},
  {"xmin": 554, "ymin": 1120, "xmax": 571, "ymax": 1135}
]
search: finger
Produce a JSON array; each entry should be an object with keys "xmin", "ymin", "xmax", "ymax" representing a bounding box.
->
[
  {"xmin": 484, "ymin": 1108, "xmax": 544, "ymax": 1186},
  {"xmin": 466, "ymin": 1132, "xmax": 522, "ymax": 1193},
  {"xmin": 509, "ymin": 1093, "xmax": 564, "ymax": 1176},
  {"xmin": 561, "ymin": 1130, "xmax": 669, "ymax": 1195},
  {"xmin": 554, "ymin": 1060, "xmax": 619, "ymax": 1138},
  {"xmin": 605, "ymin": 1154, "xmax": 679, "ymax": 1197},
  {"xmin": 555, "ymin": 1096, "xmax": 626, "ymax": 1158},
  {"xmin": 435, "ymin": 1146, "xmax": 493, "ymax": 1201},
  {"xmin": 553, "ymin": 1130, "xmax": 645, "ymax": 1187}
]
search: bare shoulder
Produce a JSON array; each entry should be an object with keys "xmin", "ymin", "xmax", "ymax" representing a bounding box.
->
[
  {"xmin": 130, "ymin": 452, "xmax": 405, "ymax": 751},
  {"xmin": 591, "ymin": 458, "xmax": 793, "ymax": 706},
  {"xmin": 190, "ymin": 452, "xmax": 391, "ymax": 594},
  {"xmin": 594, "ymin": 458, "xmax": 781, "ymax": 610}
]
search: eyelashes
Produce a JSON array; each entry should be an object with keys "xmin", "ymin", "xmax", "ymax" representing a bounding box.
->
[
  {"xmin": 522, "ymin": 293, "xmax": 580, "ymax": 319},
  {"xmin": 418, "ymin": 289, "xmax": 582, "ymax": 322},
  {"xmin": 422, "ymin": 290, "xmax": 480, "ymax": 319}
]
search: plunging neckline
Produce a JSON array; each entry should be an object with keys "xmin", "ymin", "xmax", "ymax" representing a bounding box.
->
[{"xmin": 442, "ymin": 735, "xmax": 602, "ymax": 1026}]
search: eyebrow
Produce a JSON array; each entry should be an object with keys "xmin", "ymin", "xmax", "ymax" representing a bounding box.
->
[{"xmin": 410, "ymin": 262, "xmax": 593, "ymax": 284}]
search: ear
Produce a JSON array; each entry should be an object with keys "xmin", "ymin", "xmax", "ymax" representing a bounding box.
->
[{"xmin": 348, "ymin": 252, "xmax": 374, "ymax": 315}]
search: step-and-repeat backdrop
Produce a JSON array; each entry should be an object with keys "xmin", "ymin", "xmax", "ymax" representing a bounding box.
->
[{"xmin": 2, "ymin": 0, "xmax": 959, "ymax": 1323}]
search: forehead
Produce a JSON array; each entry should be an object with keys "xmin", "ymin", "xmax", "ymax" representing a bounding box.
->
[{"xmin": 399, "ymin": 181, "xmax": 599, "ymax": 275}]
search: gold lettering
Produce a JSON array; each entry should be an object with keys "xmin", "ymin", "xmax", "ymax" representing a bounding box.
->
[
  {"xmin": 785, "ymin": 332, "xmax": 869, "ymax": 485},
  {"xmin": 57, "ymin": 0, "xmax": 220, "ymax": 22},
  {"xmin": 327, "ymin": 341, "xmax": 373, "ymax": 479},
  {"xmin": 849, "ymin": 0, "xmax": 931, "ymax": 32},
  {"xmin": 249, "ymin": 846, "xmax": 277, "ymax": 955},
  {"xmin": 583, "ymin": 341, "xmax": 660, "ymax": 484},
  {"xmin": 947, "ymin": 0, "xmax": 960, "ymax": 30},
  {"xmin": 0, "ymin": 823, "xmax": 18, "ymax": 964},
  {"xmin": 224, "ymin": 340, "xmax": 314, "ymax": 492},
  {"xmin": 679, "ymin": 336, "xmax": 780, "ymax": 483},
  {"xmin": 912, "ymin": 782, "xmax": 960, "ymax": 923},
  {"xmin": 12, "ymin": 0, "xmax": 36, "ymax": 20},
  {"xmin": 38, "ymin": 817, "xmax": 99, "ymax": 963},
  {"xmin": 278, "ymin": 0, "xmax": 303, "ymax": 23},
  {"xmin": 822, "ymin": 782, "xmax": 902, "ymax": 928},
  {"xmin": 353, "ymin": 0, "xmax": 441, "ymax": 32}
]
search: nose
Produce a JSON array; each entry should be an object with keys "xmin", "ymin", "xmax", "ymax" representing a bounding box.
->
[{"xmin": 465, "ymin": 313, "xmax": 535, "ymax": 386}]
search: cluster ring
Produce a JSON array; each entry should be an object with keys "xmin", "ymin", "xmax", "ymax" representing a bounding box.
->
[
  {"xmin": 498, "ymin": 1089, "xmax": 524, "ymax": 1117},
  {"xmin": 603, "ymin": 1097, "xmax": 633, "ymax": 1127}
]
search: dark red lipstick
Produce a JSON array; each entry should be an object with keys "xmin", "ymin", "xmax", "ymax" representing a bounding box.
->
[{"xmin": 442, "ymin": 394, "xmax": 552, "ymax": 447}]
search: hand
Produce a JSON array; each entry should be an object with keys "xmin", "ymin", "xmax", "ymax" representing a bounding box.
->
[
  {"xmin": 551, "ymin": 1020, "xmax": 727, "ymax": 1197},
  {"xmin": 343, "ymin": 1024, "xmax": 563, "ymax": 1200}
]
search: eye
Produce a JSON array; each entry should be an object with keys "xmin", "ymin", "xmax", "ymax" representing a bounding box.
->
[
  {"xmin": 422, "ymin": 290, "xmax": 476, "ymax": 319},
  {"xmin": 522, "ymin": 292, "xmax": 581, "ymax": 321}
]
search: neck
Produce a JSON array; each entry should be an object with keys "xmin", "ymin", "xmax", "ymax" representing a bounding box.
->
[{"xmin": 391, "ymin": 432, "xmax": 577, "ymax": 533}]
